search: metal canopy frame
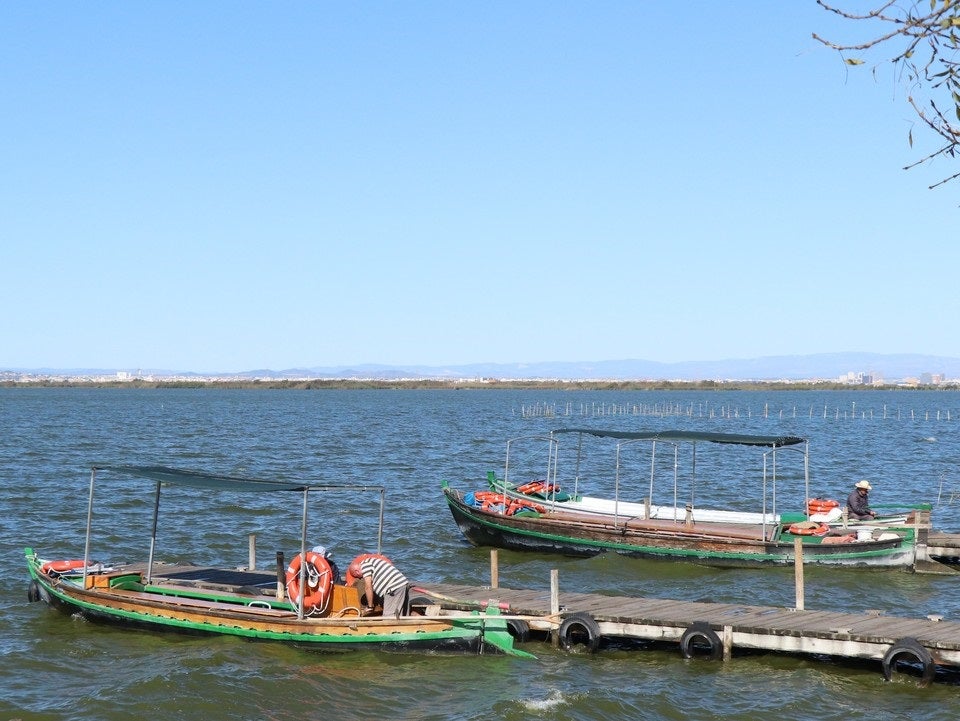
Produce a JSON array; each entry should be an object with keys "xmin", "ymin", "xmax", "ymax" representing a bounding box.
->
[{"xmin": 82, "ymin": 465, "xmax": 386, "ymax": 620}]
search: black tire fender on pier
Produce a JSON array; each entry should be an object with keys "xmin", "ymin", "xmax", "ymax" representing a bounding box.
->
[
  {"xmin": 882, "ymin": 637, "xmax": 936, "ymax": 686},
  {"xmin": 27, "ymin": 579, "xmax": 41, "ymax": 603},
  {"xmin": 680, "ymin": 622, "xmax": 723, "ymax": 661},
  {"xmin": 557, "ymin": 612, "xmax": 601, "ymax": 653},
  {"xmin": 505, "ymin": 618, "xmax": 530, "ymax": 643}
]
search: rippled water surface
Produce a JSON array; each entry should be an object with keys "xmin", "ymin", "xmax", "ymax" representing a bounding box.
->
[{"xmin": 3, "ymin": 387, "xmax": 960, "ymax": 720}]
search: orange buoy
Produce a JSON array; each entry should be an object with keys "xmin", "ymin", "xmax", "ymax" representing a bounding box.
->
[
  {"xmin": 516, "ymin": 480, "xmax": 558, "ymax": 496},
  {"xmin": 807, "ymin": 498, "xmax": 840, "ymax": 514},
  {"xmin": 286, "ymin": 551, "xmax": 333, "ymax": 613},
  {"xmin": 507, "ymin": 498, "xmax": 545, "ymax": 515},
  {"xmin": 788, "ymin": 522, "xmax": 830, "ymax": 537},
  {"xmin": 41, "ymin": 559, "xmax": 86, "ymax": 574}
]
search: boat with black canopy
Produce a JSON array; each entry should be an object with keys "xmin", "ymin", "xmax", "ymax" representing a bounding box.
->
[
  {"xmin": 443, "ymin": 428, "xmax": 941, "ymax": 570},
  {"xmin": 25, "ymin": 464, "xmax": 533, "ymax": 656}
]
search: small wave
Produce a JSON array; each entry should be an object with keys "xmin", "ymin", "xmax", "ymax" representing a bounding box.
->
[{"xmin": 521, "ymin": 690, "xmax": 568, "ymax": 712}]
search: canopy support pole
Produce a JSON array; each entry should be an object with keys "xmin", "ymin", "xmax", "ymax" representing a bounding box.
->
[
  {"xmin": 82, "ymin": 468, "xmax": 97, "ymax": 588},
  {"xmin": 145, "ymin": 480, "xmax": 162, "ymax": 585}
]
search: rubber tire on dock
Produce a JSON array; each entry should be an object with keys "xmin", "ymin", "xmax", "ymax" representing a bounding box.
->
[
  {"xmin": 27, "ymin": 580, "xmax": 40, "ymax": 603},
  {"xmin": 558, "ymin": 612, "xmax": 601, "ymax": 653},
  {"xmin": 882, "ymin": 637, "xmax": 936, "ymax": 686},
  {"xmin": 680, "ymin": 622, "xmax": 723, "ymax": 661},
  {"xmin": 506, "ymin": 618, "xmax": 530, "ymax": 643}
]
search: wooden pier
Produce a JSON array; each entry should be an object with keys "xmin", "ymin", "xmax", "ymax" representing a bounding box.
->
[
  {"xmin": 928, "ymin": 531, "xmax": 960, "ymax": 564},
  {"xmin": 413, "ymin": 579, "xmax": 960, "ymax": 685}
]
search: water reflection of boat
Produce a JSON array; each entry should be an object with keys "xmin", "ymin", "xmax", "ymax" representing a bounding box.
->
[
  {"xmin": 443, "ymin": 429, "xmax": 945, "ymax": 572},
  {"xmin": 26, "ymin": 465, "xmax": 532, "ymax": 656}
]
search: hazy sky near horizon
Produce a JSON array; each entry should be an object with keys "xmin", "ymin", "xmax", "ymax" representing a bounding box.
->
[{"xmin": 4, "ymin": 2, "xmax": 958, "ymax": 372}]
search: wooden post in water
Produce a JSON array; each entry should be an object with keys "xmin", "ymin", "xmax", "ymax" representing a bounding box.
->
[
  {"xmin": 793, "ymin": 538, "xmax": 805, "ymax": 611},
  {"xmin": 276, "ymin": 551, "xmax": 285, "ymax": 601},
  {"xmin": 550, "ymin": 569, "xmax": 559, "ymax": 615},
  {"xmin": 490, "ymin": 549, "xmax": 499, "ymax": 589},
  {"xmin": 248, "ymin": 533, "xmax": 256, "ymax": 570},
  {"xmin": 550, "ymin": 569, "xmax": 560, "ymax": 648}
]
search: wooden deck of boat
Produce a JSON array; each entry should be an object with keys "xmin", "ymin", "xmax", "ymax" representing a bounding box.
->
[{"xmin": 414, "ymin": 581, "xmax": 960, "ymax": 673}]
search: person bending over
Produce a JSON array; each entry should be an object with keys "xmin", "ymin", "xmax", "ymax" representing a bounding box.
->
[{"xmin": 348, "ymin": 555, "xmax": 410, "ymax": 618}]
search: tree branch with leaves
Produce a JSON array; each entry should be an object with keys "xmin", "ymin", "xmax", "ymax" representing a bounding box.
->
[{"xmin": 814, "ymin": 0, "xmax": 960, "ymax": 188}]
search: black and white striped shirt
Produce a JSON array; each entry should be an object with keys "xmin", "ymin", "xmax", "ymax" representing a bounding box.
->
[{"xmin": 359, "ymin": 557, "xmax": 408, "ymax": 596}]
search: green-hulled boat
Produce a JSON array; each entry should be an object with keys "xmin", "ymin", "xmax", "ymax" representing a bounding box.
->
[
  {"xmin": 26, "ymin": 465, "xmax": 533, "ymax": 657},
  {"xmin": 443, "ymin": 429, "xmax": 945, "ymax": 572}
]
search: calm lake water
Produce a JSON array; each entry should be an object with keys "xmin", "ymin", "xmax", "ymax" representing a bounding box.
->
[{"xmin": 3, "ymin": 387, "xmax": 960, "ymax": 720}]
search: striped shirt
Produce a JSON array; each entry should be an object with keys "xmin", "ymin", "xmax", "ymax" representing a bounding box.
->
[{"xmin": 359, "ymin": 557, "xmax": 408, "ymax": 597}]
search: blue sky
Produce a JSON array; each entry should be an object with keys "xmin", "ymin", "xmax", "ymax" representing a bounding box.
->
[{"xmin": 3, "ymin": 2, "xmax": 957, "ymax": 372}]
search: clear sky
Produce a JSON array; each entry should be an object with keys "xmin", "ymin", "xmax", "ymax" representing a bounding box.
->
[{"xmin": 3, "ymin": 2, "xmax": 957, "ymax": 373}]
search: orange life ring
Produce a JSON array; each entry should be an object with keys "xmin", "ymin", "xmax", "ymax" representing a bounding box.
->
[
  {"xmin": 346, "ymin": 553, "xmax": 392, "ymax": 580},
  {"xmin": 473, "ymin": 491, "xmax": 508, "ymax": 503},
  {"xmin": 41, "ymin": 559, "xmax": 86, "ymax": 574},
  {"xmin": 788, "ymin": 522, "xmax": 830, "ymax": 537},
  {"xmin": 517, "ymin": 480, "xmax": 557, "ymax": 496},
  {"xmin": 508, "ymin": 498, "xmax": 546, "ymax": 515},
  {"xmin": 471, "ymin": 491, "xmax": 510, "ymax": 513},
  {"xmin": 807, "ymin": 498, "xmax": 840, "ymax": 513},
  {"xmin": 286, "ymin": 551, "xmax": 333, "ymax": 613}
]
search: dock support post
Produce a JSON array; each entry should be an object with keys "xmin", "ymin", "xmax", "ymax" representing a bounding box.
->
[
  {"xmin": 550, "ymin": 569, "xmax": 560, "ymax": 648},
  {"xmin": 248, "ymin": 533, "xmax": 257, "ymax": 571},
  {"xmin": 793, "ymin": 538, "xmax": 805, "ymax": 611},
  {"xmin": 722, "ymin": 625, "xmax": 733, "ymax": 661},
  {"xmin": 276, "ymin": 551, "xmax": 285, "ymax": 601},
  {"xmin": 550, "ymin": 569, "xmax": 559, "ymax": 614},
  {"xmin": 490, "ymin": 549, "xmax": 499, "ymax": 589}
]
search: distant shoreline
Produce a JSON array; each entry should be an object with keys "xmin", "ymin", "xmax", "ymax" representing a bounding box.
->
[{"xmin": 0, "ymin": 379, "xmax": 949, "ymax": 391}]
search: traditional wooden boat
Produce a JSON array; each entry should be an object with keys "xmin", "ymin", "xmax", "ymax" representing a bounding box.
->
[
  {"xmin": 443, "ymin": 429, "xmax": 944, "ymax": 572},
  {"xmin": 26, "ymin": 465, "xmax": 533, "ymax": 656}
]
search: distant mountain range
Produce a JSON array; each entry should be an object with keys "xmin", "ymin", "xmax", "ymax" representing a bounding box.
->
[
  {"xmin": 272, "ymin": 353, "xmax": 959, "ymax": 382},
  {"xmin": 11, "ymin": 352, "xmax": 960, "ymax": 382}
]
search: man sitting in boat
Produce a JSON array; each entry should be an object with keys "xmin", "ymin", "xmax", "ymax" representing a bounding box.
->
[
  {"xmin": 846, "ymin": 480, "xmax": 877, "ymax": 520},
  {"xmin": 347, "ymin": 555, "xmax": 411, "ymax": 618}
]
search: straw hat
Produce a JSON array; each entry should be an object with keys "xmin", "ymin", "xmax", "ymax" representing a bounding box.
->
[{"xmin": 855, "ymin": 480, "xmax": 872, "ymax": 491}]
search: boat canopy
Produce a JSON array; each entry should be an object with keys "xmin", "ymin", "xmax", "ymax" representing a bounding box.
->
[
  {"xmin": 550, "ymin": 429, "xmax": 806, "ymax": 448},
  {"xmin": 92, "ymin": 465, "xmax": 380, "ymax": 493},
  {"xmin": 87, "ymin": 465, "xmax": 386, "ymax": 604}
]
